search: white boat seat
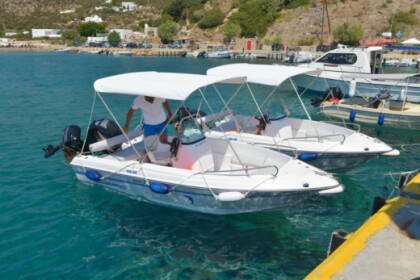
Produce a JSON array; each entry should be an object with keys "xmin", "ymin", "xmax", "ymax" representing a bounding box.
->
[
  {"xmin": 103, "ymin": 141, "xmax": 146, "ymax": 161},
  {"xmin": 144, "ymin": 136, "xmax": 172, "ymax": 165},
  {"xmin": 172, "ymin": 139, "xmax": 214, "ymax": 171}
]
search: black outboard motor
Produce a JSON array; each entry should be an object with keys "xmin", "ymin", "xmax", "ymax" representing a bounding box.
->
[
  {"xmin": 43, "ymin": 119, "xmax": 123, "ymax": 162},
  {"xmin": 311, "ymin": 86, "xmax": 344, "ymax": 107},
  {"xmin": 255, "ymin": 114, "xmax": 270, "ymax": 135},
  {"xmin": 43, "ymin": 125, "xmax": 84, "ymax": 162},
  {"xmin": 86, "ymin": 119, "xmax": 123, "ymax": 153}
]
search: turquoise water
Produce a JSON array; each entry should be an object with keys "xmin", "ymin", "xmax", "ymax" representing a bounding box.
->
[{"xmin": 0, "ymin": 51, "xmax": 419, "ymax": 279}]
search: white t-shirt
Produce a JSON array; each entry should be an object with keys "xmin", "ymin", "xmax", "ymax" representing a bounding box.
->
[{"xmin": 131, "ymin": 96, "xmax": 166, "ymax": 125}]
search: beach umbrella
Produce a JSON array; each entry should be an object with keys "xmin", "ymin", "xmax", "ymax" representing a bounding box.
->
[{"xmin": 401, "ymin": 38, "xmax": 420, "ymax": 45}]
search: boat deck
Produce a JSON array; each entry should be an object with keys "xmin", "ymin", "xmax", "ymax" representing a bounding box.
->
[{"xmin": 305, "ymin": 172, "xmax": 420, "ymax": 279}]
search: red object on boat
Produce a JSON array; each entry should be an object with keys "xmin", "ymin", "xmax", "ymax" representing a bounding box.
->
[
  {"xmin": 329, "ymin": 97, "xmax": 340, "ymax": 104},
  {"xmin": 360, "ymin": 37, "xmax": 396, "ymax": 47}
]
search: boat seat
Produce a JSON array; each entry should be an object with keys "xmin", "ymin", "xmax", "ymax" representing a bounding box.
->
[
  {"xmin": 144, "ymin": 136, "xmax": 172, "ymax": 165},
  {"xmin": 104, "ymin": 141, "xmax": 146, "ymax": 161},
  {"xmin": 213, "ymin": 153, "xmax": 232, "ymax": 171},
  {"xmin": 172, "ymin": 139, "xmax": 214, "ymax": 171}
]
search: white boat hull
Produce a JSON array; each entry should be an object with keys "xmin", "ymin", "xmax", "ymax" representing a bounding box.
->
[
  {"xmin": 293, "ymin": 73, "xmax": 420, "ymax": 103},
  {"xmin": 70, "ymin": 137, "xmax": 343, "ymax": 215},
  {"xmin": 206, "ymin": 115, "xmax": 398, "ymax": 171},
  {"xmin": 206, "ymin": 51, "xmax": 231, "ymax": 59},
  {"xmin": 320, "ymin": 99, "xmax": 420, "ymax": 130}
]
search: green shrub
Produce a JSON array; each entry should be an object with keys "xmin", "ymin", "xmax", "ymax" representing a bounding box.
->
[
  {"xmin": 390, "ymin": 11, "xmax": 418, "ymax": 36},
  {"xmin": 298, "ymin": 37, "xmax": 314, "ymax": 46},
  {"xmin": 332, "ymin": 22, "xmax": 364, "ymax": 46},
  {"xmin": 78, "ymin": 22, "xmax": 106, "ymax": 37},
  {"xmin": 158, "ymin": 20, "xmax": 179, "ymax": 43},
  {"xmin": 198, "ymin": 8, "xmax": 224, "ymax": 29},
  {"xmin": 108, "ymin": 31, "xmax": 121, "ymax": 45},
  {"xmin": 285, "ymin": 0, "xmax": 310, "ymax": 9},
  {"xmin": 230, "ymin": 0, "xmax": 274, "ymax": 37},
  {"xmin": 221, "ymin": 22, "xmax": 241, "ymax": 43}
]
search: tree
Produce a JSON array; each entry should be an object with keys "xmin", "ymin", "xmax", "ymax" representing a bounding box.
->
[
  {"xmin": 230, "ymin": 0, "xmax": 270, "ymax": 38},
  {"xmin": 333, "ymin": 23, "xmax": 364, "ymax": 46},
  {"xmin": 221, "ymin": 22, "xmax": 241, "ymax": 43},
  {"xmin": 158, "ymin": 20, "xmax": 179, "ymax": 43},
  {"xmin": 78, "ymin": 22, "xmax": 106, "ymax": 37},
  {"xmin": 198, "ymin": 8, "xmax": 224, "ymax": 29},
  {"xmin": 262, "ymin": 0, "xmax": 282, "ymax": 22},
  {"xmin": 108, "ymin": 31, "xmax": 121, "ymax": 45}
]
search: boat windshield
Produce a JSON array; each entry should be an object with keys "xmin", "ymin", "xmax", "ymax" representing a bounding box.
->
[
  {"xmin": 316, "ymin": 53, "xmax": 357, "ymax": 65},
  {"xmin": 180, "ymin": 117, "xmax": 205, "ymax": 144}
]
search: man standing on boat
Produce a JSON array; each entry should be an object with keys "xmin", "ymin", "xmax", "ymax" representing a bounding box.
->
[{"xmin": 123, "ymin": 95, "xmax": 173, "ymax": 146}]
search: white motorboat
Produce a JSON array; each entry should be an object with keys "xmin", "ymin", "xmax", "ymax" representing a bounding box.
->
[
  {"xmin": 43, "ymin": 72, "xmax": 344, "ymax": 215},
  {"xmin": 293, "ymin": 46, "xmax": 420, "ymax": 103},
  {"xmin": 206, "ymin": 64, "xmax": 399, "ymax": 171},
  {"xmin": 55, "ymin": 48, "xmax": 70, "ymax": 53},
  {"xmin": 205, "ymin": 46, "xmax": 232, "ymax": 59},
  {"xmin": 113, "ymin": 51, "xmax": 133, "ymax": 56},
  {"xmin": 316, "ymin": 76, "xmax": 420, "ymax": 130}
]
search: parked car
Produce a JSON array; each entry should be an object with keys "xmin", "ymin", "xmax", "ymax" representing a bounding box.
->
[
  {"xmin": 88, "ymin": 42, "xmax": 103, "ymax": 47},
  {"xmin": 271, "ymin": 43, "xmax": 284, "ymax": 51},
  {"xmin": 142, "ymin": 43, "xmax": 152, "ymax": 49},
  {"xmin": 168, "ymin": 42, "xmax": 182, "ymax": 49},
  {"xmin": 125, "ymin": 42, "xmax": 138, "ymax": 48}
]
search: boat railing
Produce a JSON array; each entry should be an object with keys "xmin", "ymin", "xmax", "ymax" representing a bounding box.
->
[
  {"xmin": 242, "ymin": 141, "xmax": 299, "ymax": 154},
  {"xmin": 283, "ymin": 133, "xmax": 347, "ymax": 144},
  {"xmin": 205, "ymin": 165, "xmax": 279, "ymax": 177}
]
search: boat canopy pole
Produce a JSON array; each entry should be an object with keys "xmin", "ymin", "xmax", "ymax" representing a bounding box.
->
[
  {"xmin": 96, "ymin": 92, "xmax": 143, "ymax": 160},
  {"xmin": 201, "ymin": 86, "xmax": 247, "ymax": 171},
  {"xmin": 289, "ymin": 78, "xmax": 324, "ymax": 141},
  {"xmin": 81, "ymin": 91, "xmax": 98, "ymax": 155}
]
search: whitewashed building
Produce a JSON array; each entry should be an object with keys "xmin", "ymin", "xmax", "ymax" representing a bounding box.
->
[
  {"xmin": 87, "ymin": 34, "xmax": 108, "ymax": 43},
  {"xmin": 145, "ymin": 24, "xmax": 158, "ymax": 37},
  {"xmin": 31, "ymin": 29, "xmax": 62, "ymax": 38},
  {"xmin": 82, "ymin": 15, "xmax": 103, "ymax": 23},
  {"xmin": 110, "ymin": 29, "xmax": 134, "ymax": 41},
  {"xmin": 60, "ymin": 9, "xmax": 75, "ymax": 14},
  {"xmin": 121, "ymin": 2, "xmax": 139, "ymax": 12}
]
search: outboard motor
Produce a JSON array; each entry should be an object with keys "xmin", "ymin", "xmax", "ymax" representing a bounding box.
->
[
  {"xmin": 255, "ymin": 114, "xmax": 270, "ymax": 135},
  {"xmin": 43, "ymin": 119, "xmax": 123, "ymax": 162},
  {"xmin": 311, "ymin": 86, "xmax": 343, "ymax": 107},
  {"xmin": 369, "ymin": 88, "xmax": 391, "ymax": 109},
  {"xmin": 43, "ymin": 125, "xmax": 84, "ymax": 162},
  {"xmin": 86, "ymin": 119, "xmax": 122, "ymax": 153}
]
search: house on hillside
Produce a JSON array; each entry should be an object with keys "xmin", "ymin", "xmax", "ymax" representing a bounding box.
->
[
  {"xmin": 87, "ymin": 33, "xmax": 108, "ymax": 43},
  {"xmin": 83, "ymin": 15, "xmax": 103, "ymax": 23},
  {"xmin": 121, "ymin": 2, "xmax": 140, "ymax": 12},
  {"xmin": 31, "ymin": 29, "xmax": 62, "ymax": 38},
  {"xmin": 144, "ymin": 24, "xmax": 158, "ymax": 38},
  {"xmin": 60, "ymin": 9, "xmax": 75, "ymax": 14},
  {"xmin": 110, "ymin": 29, "xmax": 134, "ymax": 41}
]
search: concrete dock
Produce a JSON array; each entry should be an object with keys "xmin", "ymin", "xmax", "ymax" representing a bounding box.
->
[{"xmin": 306, "ymin": 172, "xmax": 420, "ymax": 280}]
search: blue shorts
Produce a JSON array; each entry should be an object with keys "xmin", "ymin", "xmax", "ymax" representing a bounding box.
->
[{"xmin": 143, "ymin": 122, "xmax": 168, "ymax": 137}]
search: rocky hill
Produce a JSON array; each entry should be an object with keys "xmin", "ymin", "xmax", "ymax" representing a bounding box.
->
[{"xmin": 1, "ymin": 0, "xmax": 419, "ymax": 46}]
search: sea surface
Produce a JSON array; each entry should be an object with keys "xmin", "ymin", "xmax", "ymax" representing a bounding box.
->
[{"xmin": 0, "ymin": 51, "xmax": 419, "ymax": 279}]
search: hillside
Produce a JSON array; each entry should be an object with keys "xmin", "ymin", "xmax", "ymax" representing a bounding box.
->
[{"xmin": 1, "ymin": 0, "xmax": 419, "ymax": 46}]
